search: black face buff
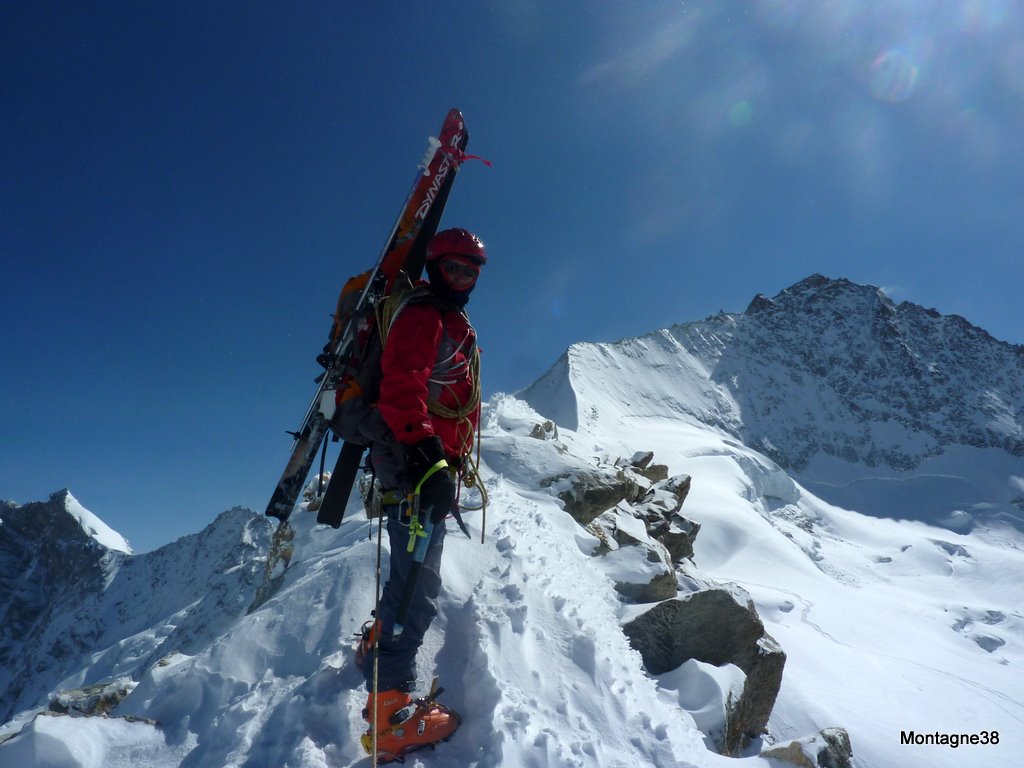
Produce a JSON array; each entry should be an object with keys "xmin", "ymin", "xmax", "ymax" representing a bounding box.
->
[{"xmin": 427, "ymin": 260, "xmax": 477, "ymax": 307}]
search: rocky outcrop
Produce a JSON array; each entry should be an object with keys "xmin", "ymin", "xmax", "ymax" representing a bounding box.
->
[
  {"xmin": 762, "ymin": 727, "xmax": 853, "ymax": 768},
  {"xmin": 48, "ymin": 677, "xmax": 135, "ymax": 717},
  {"xmin": 545, "ymin": 447, "xmax": 696, "ymax": 547},
  {"xmin": 583, "ymin": 471, "xmax": 699, "ymax": 602},
  {"xmin": 541, "ymin": 442, "xmax": 696, "ymax": 605},
  {"xmin": 528, "ymin": 419, "xmax": 559, "ymax": 441},
  {"xmin": 624, "ymin": 450, "xmax": 670, "ymax": 482},
  {"xmin": 634, "ymin": 475, "xmax": 697, "ymax": 562},
  {"xmin": 545, "ymin": 466, "xmax": 642, "ymax": 526},
  {"xmin": 623, "ymin": 587, "xmax": 786, "ymax": 754},
  {"xmin": 588, "ymin": 504, "xmax": 678, "ymax": 602}
]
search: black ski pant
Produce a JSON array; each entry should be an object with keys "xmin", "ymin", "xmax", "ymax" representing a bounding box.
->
[{"xmin": 362, "ymin": 503, "xmax": 447, "ymax": 693}]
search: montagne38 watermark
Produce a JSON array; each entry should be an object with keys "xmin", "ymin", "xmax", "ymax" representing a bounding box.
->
[{"xmin": 901, "ymin": 730, "xmax": 1000, "ymax": 748}]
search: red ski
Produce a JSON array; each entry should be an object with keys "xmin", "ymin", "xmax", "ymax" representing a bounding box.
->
[{"xmin": 264, "ymin": 109, "xmax": 470, "ymax": 523}]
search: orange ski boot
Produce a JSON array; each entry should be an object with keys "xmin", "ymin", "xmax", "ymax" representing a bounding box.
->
[
  {"xmin": 363, "ymin": 688, "xmax": 413, "ymax": 726},
  {"xmin": 361, "ymin": 681, "xmax": 461, "ymax": 764}
]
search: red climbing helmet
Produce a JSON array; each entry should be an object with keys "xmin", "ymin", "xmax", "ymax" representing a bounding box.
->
[{"xmin": 426, "ymin": 228, "xmax": 487, "ymax": 266}]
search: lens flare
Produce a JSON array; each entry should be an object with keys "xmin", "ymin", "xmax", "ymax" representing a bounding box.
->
[{"xmin": 869, "ymin": 48, "xmax": 920, "ymax": 103}]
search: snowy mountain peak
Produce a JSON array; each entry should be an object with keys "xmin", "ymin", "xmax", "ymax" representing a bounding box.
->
[
  {"xmin": 0, "ymin": 493, "xmax": 272, "ymax": 727},
  {"xmin": 523, "ymin": 274, "xmax": 1024, "ymax": 530},
  {"xmin": 62, "ymin": 490, "xmax": 133, "ymax": 554},
  {"xmin": 1, "ymin": 489, "xmax": 131, "ymax": 555},
  {"xmin": 727, "ymin": 275, "xmax": 1024, "ymax": 466}
]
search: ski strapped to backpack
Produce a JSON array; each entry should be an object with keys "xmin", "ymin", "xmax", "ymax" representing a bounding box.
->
[{"xmin": 262, "ymin": 108, "xmax": 472, "ymax": 526}]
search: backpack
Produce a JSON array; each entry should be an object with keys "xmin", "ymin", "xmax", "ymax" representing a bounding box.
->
[
  {"xmin": 324, "ymin": 270, "xmax": 485, "ymax": 533},
  {"xmin": 323, "ymin": 269, "xmax": 425, "ymax": 448}
]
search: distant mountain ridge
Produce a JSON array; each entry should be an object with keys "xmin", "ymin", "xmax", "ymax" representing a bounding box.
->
[
  {"xmin": 733, "ymin": 275, "xmax": 1023, "ymax": 467},
  {"xmin": 0, "ymin": 490, "xmax": 271, "ymax": 724},
  {"xmin": 3, "ymin": 276, "xmax": 1023, "ymax": 767},
  {"xmin": 522, "ymin": 274, "xmax": 1024, "ymax": 528}
]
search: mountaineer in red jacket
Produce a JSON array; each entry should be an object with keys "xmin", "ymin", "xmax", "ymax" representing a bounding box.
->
[{"xmin": 358, "ymin": 228, "xmax": 485, "ymax": 762}]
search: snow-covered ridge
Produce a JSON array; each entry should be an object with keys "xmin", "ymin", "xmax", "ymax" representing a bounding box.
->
[
  {"xmin": 522, "ymin": 274, "xmax": 1024, "ymax": 530},
  {"xmin": 2, "ymin": 274, "xmax": 1023, "ymax": 767},
  {"xmin": 63, "ymin": 490, "xmax": 133, "ymax": 554},
  {"xmin": 0, "ymin": 492, "xmax": 271, "ymax": 726}
]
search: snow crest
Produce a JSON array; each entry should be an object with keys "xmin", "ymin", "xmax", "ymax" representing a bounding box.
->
[{"xmin": 2, "ymin": 276, "xmax": 1023, "ymax": 767}]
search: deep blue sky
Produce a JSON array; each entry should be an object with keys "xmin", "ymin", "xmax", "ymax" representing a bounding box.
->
[{"xmin": 3, "ymin": 1, "xmax": 1022, "ymax": 552}]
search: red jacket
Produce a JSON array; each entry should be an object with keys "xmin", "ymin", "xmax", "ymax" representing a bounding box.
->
[{"xmin": 377, "ymin": 298, "xmax": 480, "ymax": 459}]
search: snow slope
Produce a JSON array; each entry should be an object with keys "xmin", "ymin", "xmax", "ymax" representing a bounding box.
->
[
  {"xmin": 4, "ymin": 395, "xmax": 1023, "ymax": 767},
  {"xmin": 2, "ymin": 276, "xmax": 1022, "ymax": 767},
  {"xmin": 522, "ymin": 275, "xmax": 1024, "ymax": 532},
  {"xmin": 0, "ymin": 442, "xmax": 758, "ymax": 768}
]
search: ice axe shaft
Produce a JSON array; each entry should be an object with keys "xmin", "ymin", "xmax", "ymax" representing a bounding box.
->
[{"xmin": 392, "ymin": 514, "xmax": 437, "ymax": 639}]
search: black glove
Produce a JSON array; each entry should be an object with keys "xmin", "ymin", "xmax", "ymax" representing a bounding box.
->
[{"xmin": 405, "ymin": 436, "xmax": 455, "ymax": 524}]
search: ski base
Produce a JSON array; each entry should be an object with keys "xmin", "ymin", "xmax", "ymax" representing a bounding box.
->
[{"xmin": 316, "ymin": 440, "xmax": 366, "ymax": 527}]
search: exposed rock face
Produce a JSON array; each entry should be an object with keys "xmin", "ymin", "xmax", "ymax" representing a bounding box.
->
[
  {"xmin": 545, "ymin": 467, "xmax": 642, "ymax": 526},
  {"xmin": 0, "ymin": 493, "xmax": 272, "ymax": 724},
  {"xmin": 523, "ymin": 275, "xmax": 1024, "ymax": 475},
  {"xmin": 623, "ymin": 587, "xmax": 787, "ymax": 753},
  {"xmin": 762, "ymin": 727, "xmax": 853, "ymax": 768},
  {"xmin": 726, "ymin": 275, "xmax": 1024, "ymax": 470},
  {"xmin": 48, "ymin": 678, "xmax": 135, "ymax": 717}
]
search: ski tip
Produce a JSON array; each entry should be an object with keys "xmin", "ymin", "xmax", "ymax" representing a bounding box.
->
[{"xmin": 443, "ymin": 108, "xmax": 466, "ymax": 133}]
